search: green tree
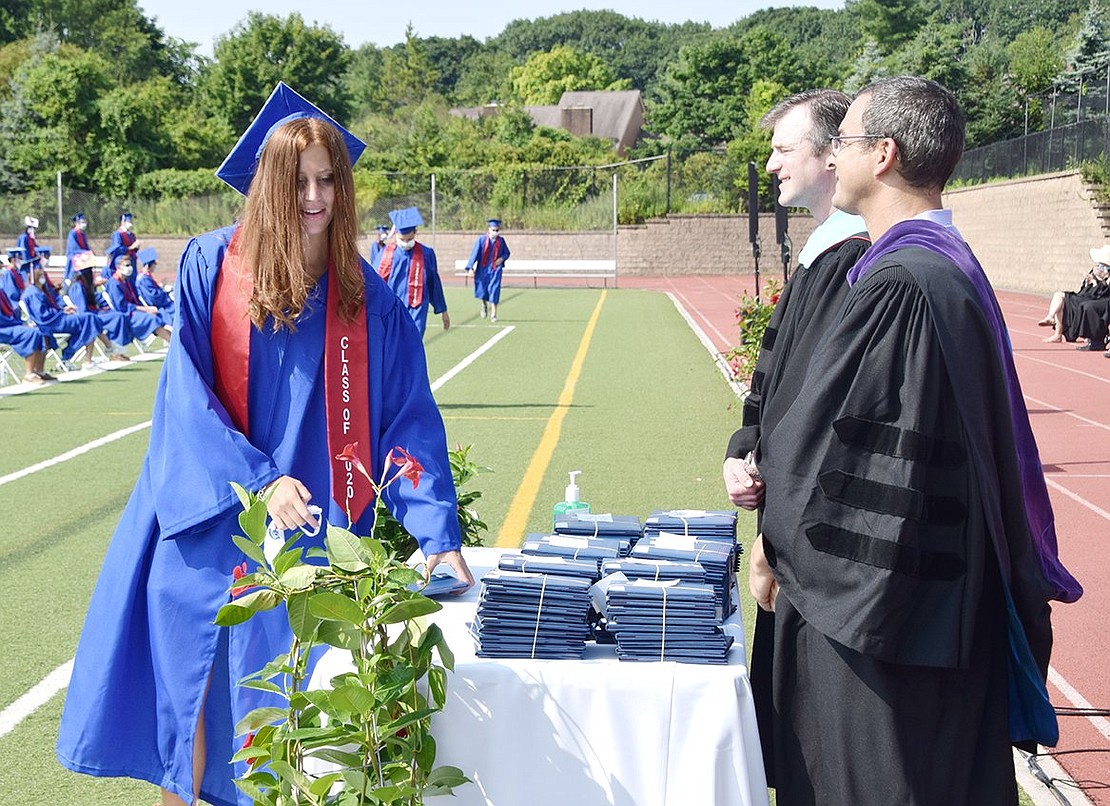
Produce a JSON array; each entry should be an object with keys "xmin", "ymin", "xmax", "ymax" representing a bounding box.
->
[
  {"xmin": 1, "ymin": 0, "xmax": 33, "ymax": 45},
  {"xmin": 887, "ymin": 20, "xmax": 971, "ymax": 93},
  {"xmin": 345, "ymin": 43, "xmax": 387, "ymax": 118},
  {"xmin": 93, "ymin": 77, "xmax": 187, "ymax": 195},
  {"xmin": 200, "ymin": 12, "xmax": 351, "ymax": 135},
  {"xmin": 419, "ymin": 34, "xmax": 482, "ymax": 101},
  {"xmin": 453, "ymin": 49, "xmax": 515, "ymax": 106},
  {"xmin": 0, "ymin": 35, "xmax": 110, "ymax": 191},
  {"xmin": 379, "ymin": 25, "xmax": 440, "ymax": 111},
  {"xmin": 1008, "ymin": 27, "xmax": 1064, "ymax": 96},
  {"xmin": 848, "ymin": 0, "xmax": 929, "ymax": 53},
  {"xmin": 729, "ymin": 6, "xmax": 864, "ymax": 89},
  {"xmin": 725, "ymin": 78, "xmax": 790, "ymax": 211},
  {"xmin": 650, "ymin": 28, "xmax": 805, "ymax": 150},
  {"xmin": 1057, "ymin": 0, "xmax": 1110, "ymax": 92},
  {"xmin": 509, "ymin": 45, "xmax": 629, "ymax": 105}
]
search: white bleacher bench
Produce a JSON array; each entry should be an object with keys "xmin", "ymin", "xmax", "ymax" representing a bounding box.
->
[
  {"xmin": 454, "ymin": 259, "xmax": 617, "ymax": 287},
  {"xmin": 48, "ymin": 254, "xmax": 108, "ymax": 270}
]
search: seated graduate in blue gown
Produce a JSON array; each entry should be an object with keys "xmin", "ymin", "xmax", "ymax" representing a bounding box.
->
[
  {"xmin": 105, "ymin": 253, "xmax": 173, "ymax": 342},
  {"xmin": 2, "ymin": 252, "xmax": 29, "ymax": 303},
  {"xmin": 465, "ymin": 218, "xmax": 510, "ymax": 322},
  {"xmin": 105, "ymin": 211, "xmax": 140, "ymax": 280},
  {"xmin": 375, "ymin": 206, "xmax": 450, "ymax": 336},
  {"xmin": 20, "ymin": 265, "xmax": 101, "ymax": 368},
  {"xmin": 0, "ymin": 286, "xmax": 53, "ymax": 383},
  {"xmin": 57, "ymin": 81, "xmax": 475, "ymax": 806},
  {"xmin": 135, "ymin": 246, "xmax": 177, "ymax": 320},
  {"xmin": 16, "ymin": 215, "xmax": 44, "ymax": 274}
]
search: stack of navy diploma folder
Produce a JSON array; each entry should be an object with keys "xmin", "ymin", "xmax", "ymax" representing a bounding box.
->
[
  {"xmin": 600, "ymin": 557, "xmax": 707, "ymax": 586},
  {"xmin": 520, "ymin": 534, "xmax": 622, "ymax": 576},
  {"xmin": 604, "ymin": 579, "xmax": 733, "ymax": 664},
  {"xmin": 643, "ymin": 509, "xmax": 739, "ymax": 543},
  {"xmin": 470, "ymin": 570, "xmax": 592, "ymax": 659},
  {"xmin": 554, "ymin": 512, "xmax": 643, "ymax": 547},
  {"xmin": 631, "ymin": 533, "xmax": 738, "ymax": 618},
  {"xmin": 498, "ymin": 553, "xmax": 599, "ymax": 583}
]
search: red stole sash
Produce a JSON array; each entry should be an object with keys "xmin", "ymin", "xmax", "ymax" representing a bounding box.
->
[
  {"xmin": 25, "ymin": 234, "xmax": 37, "ymax": 258},
  {"xmin": 377, "ymin": 243, "xmax": 425, "ymax": 308},
  {"xmin": 0, "ymin": 289, "xmax": 14, "ymax": 318},
  {"xmin": 211, "ymin": 232, "xmax": 375, "ymax": 521},
  {"xmin": 8, "ymin": 268, "xmax": 25, "ymax": 291},
  {"xmin": 74, "ymin": 229, "xmax": 89, "ymax": 250},
  {"xmin": 480, "ymin": 236, "xmax": 504, "ymax": 272},
  {"xmin": 121, "ymin": 276, "xmax": 140, "ymax": 305}
]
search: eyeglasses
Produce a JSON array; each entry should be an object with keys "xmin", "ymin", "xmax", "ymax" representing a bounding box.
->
[{"xmin": 829, "ymin": 134, "xmax": 883, "ymax": 156}]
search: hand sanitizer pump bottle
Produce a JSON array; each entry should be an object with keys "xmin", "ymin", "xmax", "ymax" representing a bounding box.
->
[{"xmin": 553, "ymin": 470, "xmax": 590, "ymax": 528}]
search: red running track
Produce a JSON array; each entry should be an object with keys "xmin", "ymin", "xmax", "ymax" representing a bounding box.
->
[{"xmin": 626, "ymin": 274, "xmax": 1110, "ymax": 803}]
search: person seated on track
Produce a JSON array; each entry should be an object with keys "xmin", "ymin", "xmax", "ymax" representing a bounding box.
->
[{"xmin": 1039, "ymin": 244, "xmax": 1110, "ymax": 344}]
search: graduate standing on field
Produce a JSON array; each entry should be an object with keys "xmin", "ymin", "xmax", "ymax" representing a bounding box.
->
[
  {"xmin": 368, "ymin": 223, "xmax": 390, "ymax": 267},
  {"xmin": 105, "ymin": 211, "xmax": 140, "ymax": 279},
  {"xmin": 65, "ymin": 212, "xmax": 103, "ymax": 309},
  {"xmin": 465, "ymin": 218, "xmax": 509, "ymax": 322},
  {"xmin": 17, "ymin": 215, "xmax": 43, "ymax": 272},
  {"xmin": 375, "ymin": 206, "xmax": 450, "ymax": 335},
  {"xmin": 57, "ymin": 82, "xmax": 473, "ymax": 806}
]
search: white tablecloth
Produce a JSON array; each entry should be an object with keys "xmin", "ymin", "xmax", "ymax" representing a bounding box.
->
[{"xmin": 309, "ymin": 547, "xmax": 769, "ymax": 806}]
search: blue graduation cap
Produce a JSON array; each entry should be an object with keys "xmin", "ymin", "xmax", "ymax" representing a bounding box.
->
[
  {"xmin": 375, "ymin": 225, "xmax": 390, "ymax": 234},
  {"xmin": 388, "ymin": 207, "xmax": 424, "ymax": 235},
  {"xmin": 137, "ymin": 247, "xmax": 158, "ymax": 266},
  {"xmin": 216, "ymin": 82, "xmax": 367, "ymax": 196},
  {"xmin": 71, "ymin": 212, "xmax": 86, "ymax": 224},
  {"xmin": 120, "ymin": 212, "xmax": 133, "ymax": 224},
  {"xmin": 487, "ymin": 218, "xmax": 502, "ymax": 229},
  {"xmin": 6, "ymin": 247, "xmax": 25, "ymax": 261},
  {"xmin": 38, "ymin": 246, "xmax": 52, "ymax": 259}
]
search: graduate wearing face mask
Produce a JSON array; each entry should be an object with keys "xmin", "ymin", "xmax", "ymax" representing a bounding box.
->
[
  {"xmin": 368, "ymin": 224, "xmax": 390, "ymax": 268},
  {"xmin": 375, "ymin": 206, "xmax": 449, "ymax": 335},
  {"xmin": 105, "ymin": 252, "xmax": 173, "ymax": 343}
]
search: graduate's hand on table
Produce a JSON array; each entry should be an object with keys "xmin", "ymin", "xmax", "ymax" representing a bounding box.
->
[
  {"xmin": 426, "ymin": 549, "xmax": 475, "ymax": 593},
  {"xmin": 441, "ymin": 311, "xmax": 451, "ymax": 331},
  {"xmin": 723, "ymin": 456, "xmax": 765, "ymax": 509},
  {"xmin": 749, "ymin": 534, "xmax": 778, "ymax": 612},
  {"xmin": 264, "ymin": 475, "xmax": 320, "ymax": 533}
]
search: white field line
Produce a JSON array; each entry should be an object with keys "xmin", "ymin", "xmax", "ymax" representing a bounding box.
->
[
  {"xmin": 0, "ymin": 421, "xmax": 153, "ymax": 488},
  {"xmin": 665, "ymin": 291, "xmax": 746, "ymax": 399},
  {"xmin": 0, "ymin": 660, "xmax": 73, "ymax": 739},
  {"xmin": 0, "ymin": 327, "xmax": 512, "ymax": 738}
]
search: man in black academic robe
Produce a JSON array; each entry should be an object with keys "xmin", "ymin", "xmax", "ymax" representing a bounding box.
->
[
  {"xmin": 721, "ymin": 89, "xmax": 869, "ymax": 784},
  {"xmin": 755, "ymin": 76, "xmax": 1082, "ymax": 805}
]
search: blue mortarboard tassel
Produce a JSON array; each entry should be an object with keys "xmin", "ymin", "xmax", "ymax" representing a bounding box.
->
[
  {"xmin": 215, "ymin": 82, "xmax": 367, "ymax": 196},
  {"xmin": 388, "ymin": 207, "xmax": 424, "ymax": 234},
  {"xmin": 137, "ymin": 247, "xmax": 158, "ymax": 266}
]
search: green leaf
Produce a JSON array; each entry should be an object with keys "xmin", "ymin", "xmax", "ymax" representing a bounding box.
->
[
  {"xmin": 278, "ymin": 564, "xmax": 319, "ymax": 591},
  {"xmin": 286, "ymin": 591, "xmax": 320, "ymax": 641},
  {"xmin": 308, "ymin": 772, "xmax": 344, "ymax": 798},
  {"xmin": 415, "ymin": 733, "xmax": 437, "ymax": 772},
  {"xmin": 230, "ymin": 744, "xmax": 271, "ymax": 764},
  {"xmin": 379, "ymin": 596, "xmax": 441, "ymax": 625},
  {"xmin": 269, "ymin": 760, "xmax": 315, "ymax": 794},
  {"xmin": 317, "ymin": 620, "xmax": 358, "ymax": 650},
  {"xmin": 331, "ymin": 682, "xmax": 377, "ymax": 715},
  {"xmin": 238, "ymin": 498, "xmax": 269, "ymax": 543},
  {"xmin": 325, "ymin": 527, "xmax": 370, "ymax": 572},
  {"xmin": 427, "ymin": 665, "xmax": 447, "ymax": 709},
  {"xmin": 234, "ymin": 706, "xmax": 287, "ymax": 736},
  {"xmin": 373, "ymin": 784, "xmax": 417, "ymax": 801},
  {"xmin": 426, "ymin": 764, "xmax": 469, "ymax": 789},
  {"xmin": 387, "ymin": 567, "xmax": 423, "ymax": 588},
  {"xmin": 356, "ymin": 576, "xmax": 378, "ymax": 601},
  {"xmin": 215, "ymin": 602, "xmax": 253, "ymax": 627},
  {"xmin": 230, "ymin": 481, "xmax": 252, "ymax": 511},
  {"xmin": 361, "ymin": 535, "xmax": 388, "ymax": 564},
  {"xmin": 299, "ymin": 689, "xmax": 336, "ymax": 718},
  {"xmin": 233, "ymin": 773, "xmax": 277, "ymax": 802},
  {"xmin": 272, "ymin": 543, "xmax": 304, "ymax": 577},
  {"xmin": 308, "ymin": 590, "xmax": 364, "ymax": 623},
  {"xmin": 240, "ymin": 679, "xmax": 283, "ymax": 696},
  {"xmin": 306, "ymin": 747, "xmax": 363, "ymax": 769},
  {"xmin": 232, "ymin": 588, "xmax": 282, "ymax": 614},
  {"xmin": 387, "ymin": 707, "xmax": 437, "ymax": 733},
  {"xmin": 233, "ymin": 534, "xmax": 268, "ymax": 568}
]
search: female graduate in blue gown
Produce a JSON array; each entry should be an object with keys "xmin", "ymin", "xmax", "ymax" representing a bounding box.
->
[{"xmin": 57, "ymin": 84, "xmax": 474, "ymax": 806}]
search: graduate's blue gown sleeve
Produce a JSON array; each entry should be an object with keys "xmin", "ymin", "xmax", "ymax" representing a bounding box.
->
[
  {"xmin": 426, "ymin": 249, "xmax": 447, "ymax": 315},
  {"xmin": 466, "ymin": 237, "xmax": 481, "ymax": 268}
]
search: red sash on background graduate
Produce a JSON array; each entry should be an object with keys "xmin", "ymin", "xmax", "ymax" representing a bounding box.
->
[
  {"xmin": 376, "ymin": 242, "xmax": 425, "ymax": 307},
  {"xmin": 480, "ymin": 236, "xmax": 506, "ymax": 272},
  {"xmin": 210, "ymin": 231, "xmax": 375, "ymax": 521}
]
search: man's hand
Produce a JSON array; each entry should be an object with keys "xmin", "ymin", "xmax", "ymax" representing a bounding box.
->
[
  {"xmin": 723, "ymin": 456, "xmax": 765, "ymax": 509},
  {"xmin": 441, "ymin": 311, "xmax": 451, "ymax": 330},
  {"xmin": 426, "ymin": 549, "xmax": 475, "ymax": 593},
  {"xmin": 749, "ymin": 534, "xmax": 778, "ymax": 612}
]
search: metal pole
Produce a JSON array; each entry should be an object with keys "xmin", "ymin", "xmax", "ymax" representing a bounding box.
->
[
  {"xmin": 665, "ymin": 148, "xmax": 672, "ymax": 215},
  {"xmin": 430, "ymin": 172, "xmax": 436, "ymax": 250},
  {"xmin": 56, "ymin": 171, "xmax": 63, "ymax": 243},
  {"xmin": 1105, "ymin": 60, "xmax": 1109, "ymax": 115},
  {"xmin": 612, "ymin": 173, "xmax": 619, "ymax": 288}
]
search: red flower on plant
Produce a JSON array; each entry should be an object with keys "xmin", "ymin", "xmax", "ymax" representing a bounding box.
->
[
  {"xmin": 231, "ymin": 561, "xmax": 253, "ymax": 597},
  {"xmin": 388, "ymin": 447, "xmax": 424, "ymax": 489},
  {"xmin": 243, "ymin": 732, "xmax": 255, "ymax": 749},
  {"xmin": 770, "ymin": 293, "xmax": 781, "ymax": 304},
  {"xmin": 335, "ymin": 441, "xmax": 373, "ymax": 483}
]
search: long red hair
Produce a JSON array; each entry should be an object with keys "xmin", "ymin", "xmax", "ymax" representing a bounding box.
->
[{"xmin": 237, "ymin": 117, "xmax": 364, "ymax": 329}]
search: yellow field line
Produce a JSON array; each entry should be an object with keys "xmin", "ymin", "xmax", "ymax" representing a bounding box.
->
[{"xmin": 495, "ymin": 291, "xmax": 608, "ymax": 547}]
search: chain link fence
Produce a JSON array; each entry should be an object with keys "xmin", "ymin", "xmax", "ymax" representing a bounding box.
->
[{"xmin": 0, "ymin": 151, "xmax": 748, "ymax": 244}]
